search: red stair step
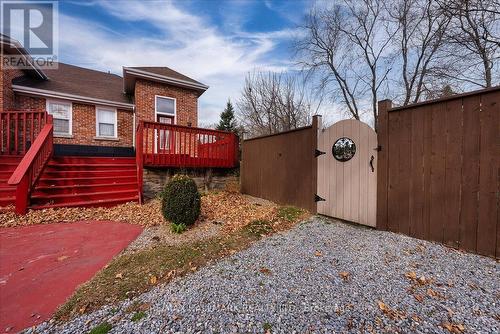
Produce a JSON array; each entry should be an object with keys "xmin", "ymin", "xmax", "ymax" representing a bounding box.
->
[
  {"xmin": 30, "ymin": 189, "xmax": 139, "ymax": 206},
  {"xmin": 29, "ymin": 196, "xmax": 139, "ymax": 210},
  {"xmin": 37, "ymin": 175, "xmax": 138, "ymax": 187},
  {"xmin": 33, "ymin": 182, "xmax": 138, "ymax": 196},
  {"xmin": 41, "ymin": 169, "xmax": 136, "ymax": 178}
]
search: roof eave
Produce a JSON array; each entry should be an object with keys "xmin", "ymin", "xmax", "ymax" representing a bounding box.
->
[
  {"xmin": 123, "ymin": 67, "xmax": 208, "ymax": 96},
  {"xmin": 12, "ymin": 85, "xmax": 135, "ymax": 110}
]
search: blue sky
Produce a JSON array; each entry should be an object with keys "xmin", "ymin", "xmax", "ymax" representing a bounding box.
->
[{"xmin": 54, "ymin": 0, "xmax": 313, "ymax": 125}]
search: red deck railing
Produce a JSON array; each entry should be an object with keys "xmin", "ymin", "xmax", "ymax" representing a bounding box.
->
[
  {"xmin": 8, "ymin": 116, "xmax": 54, "ymax": 214},
  {"xmin": 1, "ymin": 110, "xmax": 49, "ymax": 155},
  {"xmin": 137, "ymin": 120, "xmax": 238, "ymax": 169}
]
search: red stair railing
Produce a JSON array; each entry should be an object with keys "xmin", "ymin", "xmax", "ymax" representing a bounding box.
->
[
  {"xmin": 1, "ymin": 110, "xmax": 49, "ymax": 155},
  {"xmin": 137, "ymin": 120, "xmax": 238, "ymax": 168},
  {"xmin": 8, "ymin": 115, "xmax": 54, "ymax": 214}
]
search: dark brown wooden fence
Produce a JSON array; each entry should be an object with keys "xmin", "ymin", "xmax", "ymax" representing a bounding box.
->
[
  {"xmin": 240, "ymin": 116, "xmax": 319, "ymax": 213},
  {"xmin": 377, "ymin": 87, "xmax": 500, "ymax": 257}
]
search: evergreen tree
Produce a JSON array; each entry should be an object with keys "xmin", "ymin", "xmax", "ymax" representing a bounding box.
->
[{"xmin": 216, "ymin": 99, "xmax": 237, "ymax": 132}]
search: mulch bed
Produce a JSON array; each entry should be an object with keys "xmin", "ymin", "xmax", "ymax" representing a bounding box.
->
[{"xmin": 0, "ymin": 191, "xmax": 279, "ymax": 232}]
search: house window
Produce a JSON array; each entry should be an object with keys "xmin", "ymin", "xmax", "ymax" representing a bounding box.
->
[
  {"xmin": 96, "ymin": 107, "xmax": 117, "ymax": 138},
  {"xmin": 47, "ymin": 100, "xmax": 72, "ymax": 136},
  {"xmin": 155, "ymin": 96, "xmax": 176, "ymax": 152},
  {"xmin": 155, "ymin": 96, "xmax": 175, "ymax": 119}
]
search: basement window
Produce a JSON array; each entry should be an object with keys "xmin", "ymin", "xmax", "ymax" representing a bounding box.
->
[
  {"xmin": 96, "ymin": 107, "xmax": 117, "ymax": 138},
  {"xmin": 47, "ymin": 100, "xmax": 72, "ymax": 136}
]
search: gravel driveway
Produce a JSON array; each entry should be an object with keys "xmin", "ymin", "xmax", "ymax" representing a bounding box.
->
[{"xmin": 28, "ymin": 217, "xmax": 499, "ymax": 334}]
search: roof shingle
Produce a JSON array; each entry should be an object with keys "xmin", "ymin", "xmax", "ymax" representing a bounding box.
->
[{"xmin": 12, "ymin": 63, "xmax": 132, "ymax": 104}]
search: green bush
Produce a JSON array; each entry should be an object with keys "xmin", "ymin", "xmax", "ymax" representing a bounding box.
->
[{"xmin": 161, "ymin": 175, "xmax": 201, "ymax": 228}]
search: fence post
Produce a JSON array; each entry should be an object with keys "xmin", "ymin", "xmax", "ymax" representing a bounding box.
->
[
  {"xmin": 311, "ymin": 115, "xmax": 322, "ymax": 214},
  {"xmin": 15, "ymin": 175, "xmax": 29, "ymax": 215},
  {"xmin": 376, "ymin": 99, "xmax": 392, "ymax": 230},
  {"xmin": 136, "ymin": 122, "xmax": 144, "ymax": 204}
]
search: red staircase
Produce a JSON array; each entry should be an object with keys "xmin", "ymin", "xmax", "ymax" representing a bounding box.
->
[
  {"xmin": 29, "ymin": 156, "xmax": 140, "ymax": 209},
  {"xmin": 0, "ymin": 156, "xmax": 22, "ymax": 208}
]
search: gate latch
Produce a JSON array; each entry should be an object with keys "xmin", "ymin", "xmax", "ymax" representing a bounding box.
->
[
  {"xmin": 315, "ymin": 194, "xmax": 325, "ymax": 202},
  {"xmin": 315, "ymin": 149, "xmax": 326, "ymax": 157}
]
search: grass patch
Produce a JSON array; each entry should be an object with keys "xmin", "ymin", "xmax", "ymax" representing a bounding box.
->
[
  {"xmin": 263, "ymin": 322, "xmax": 273, "ymax": 331},
  {"xmin": 277, "ymin": 206, "xmax": 304, "ymax": 222},
  {"xmin": 242, "ymin": 219, "xmax": 273, "ymax": 237},
  {"xmin": 88, "ymin": 322, "xmax": 112, "ymax": 334},
  {"xmin": 170, "ymin": 223, "xmax": 187, "ymax": 234},
  {"xmin": 131, "ymin": 311, "xmax": 146, "ymax": 322}
]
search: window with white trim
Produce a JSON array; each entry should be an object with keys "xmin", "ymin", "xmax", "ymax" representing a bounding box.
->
[
  {"xmin": 47, "ymin": 100, "xmax": 72, "ymax": 136},
  {"xmin": 155, "ymin": 96, "xmax": 175, "ymax": 116},
  {"xmin": 96, "ymin": 107, "xmax": 117, "ymax": 138}
]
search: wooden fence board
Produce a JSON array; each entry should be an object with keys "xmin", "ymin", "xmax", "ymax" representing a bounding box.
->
[
  {"xmin": 444, "ymin": 98, "xmax": 463, "ymax": 248},
  {"xmin": 387, "ymin": 110, "xmax": 401, "ymax": 232},
  {"xmin": 410, "ymin": 105, "xmax": 425, "ymax": 239},
  {"xmin": 398, "ymin": 108, "xmax": 412, "ymax": 235},
  {"xmin": 429, "ymin": 101, "xmax": 447, "ymax": 242},
  {"xmin": 459, "ymin": 94, "xmax": 481, "ymax": 252},
  {"xmin": 376, "ymin": 101, "xmax": 391, "ymax": 230},
  {"xmin": 477, "ymin": 91, "xmax": 499, "ymax": 256},
  {"xmin": 423, "ymin": 104, "xmax": 433, "ymax": 241}
]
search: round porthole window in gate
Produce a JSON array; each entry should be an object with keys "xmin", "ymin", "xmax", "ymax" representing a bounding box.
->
[{"xmin": 332, "ymin": 137, "xmax": 356, "ymax": 162}]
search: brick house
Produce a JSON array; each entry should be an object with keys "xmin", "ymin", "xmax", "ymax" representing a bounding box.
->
[
  {"xmin": 1, "ymin": 43, "xmax": 208, "ymax": 156},
  {"xmin": 1, "ymin": 35, "xmax": 238, "ymax": 213}
]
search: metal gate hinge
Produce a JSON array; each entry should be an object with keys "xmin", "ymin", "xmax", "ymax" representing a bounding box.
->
[
  {"xmin": 315, "ymin": 194, "xmax": 325, "ymax": 202},
  {"xmin": 315, "ymin": 149, "xmax": 326, "ymax": 157}
]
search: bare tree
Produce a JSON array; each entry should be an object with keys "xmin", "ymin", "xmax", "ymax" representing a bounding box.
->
[
  {"xmin": 387, "ymin": 0, "xmax": 452, "ymax": 104},
  {"xmin": 438, "ymin": 0, "xmax": 500, "ymax": 87},
  {"xmin": 236, "ymin": 72, "xmax": 312, "ymax": 138},
  {"xmin": 296, "ymin": 0, "xmax": 393, "ymax": 128}
]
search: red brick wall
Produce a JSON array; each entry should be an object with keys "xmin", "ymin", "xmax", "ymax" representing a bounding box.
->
[
  {"xmin": 1, "ymin": 57, "xmax": 25, "ymax": 110},
  {"xmin": 134, "ymin": 79, "xmax": 198, "ymax": 127},
  {"xmin": 15, "ymin": 95, "xmax": 45, "ymax": 110},
  {"xmin": 15, "ymin": 95, "xmax": 133, "ymax": 147}
]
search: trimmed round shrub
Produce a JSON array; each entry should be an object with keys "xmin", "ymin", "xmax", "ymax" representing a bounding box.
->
[{"xmin": 161, "ymin": 174, "xmax": 201, "ymax": 227}]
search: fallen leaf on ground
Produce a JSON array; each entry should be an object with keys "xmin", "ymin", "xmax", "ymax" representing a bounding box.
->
[
  {"xmin": 405, "ymin": 271, "xmax": 417, "ymax": 280},
  {"xmin": 259, "ymin": 267, "xmax": 272, "ymax": 275},
  {"xmin": 339, "ymin": 271, "xmax": 350, "ymax": 281},
  {"xmin": 377, "ymin": 301, "xmax": 406, "ymax": 320},
  {"xmin": 442, "ymin": 322, "xmax": 465, "ymax": 333},
  {"xmin": 427, "ymin": 288, "xmax": 445, "ymax": 299}
]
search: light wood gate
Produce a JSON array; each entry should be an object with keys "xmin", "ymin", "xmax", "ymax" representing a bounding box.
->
[{"xmin": 317, "ymin": 119, "xmax": 378, "ymax": 227}]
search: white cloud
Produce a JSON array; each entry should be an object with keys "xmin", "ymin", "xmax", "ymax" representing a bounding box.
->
[{"xmin": 56, "ymin": 0, "xmax": 298, "ymax": 123}]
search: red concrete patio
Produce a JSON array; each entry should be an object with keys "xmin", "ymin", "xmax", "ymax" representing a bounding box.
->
[{"xmin": 0, "ymin": 221, "xmax": 142, "ymax": 333}]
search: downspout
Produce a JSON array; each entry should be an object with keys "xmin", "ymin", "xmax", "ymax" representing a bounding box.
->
[{"xmin": 132, "ymin": 106, "xmax": 136, "ymax": 148}]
